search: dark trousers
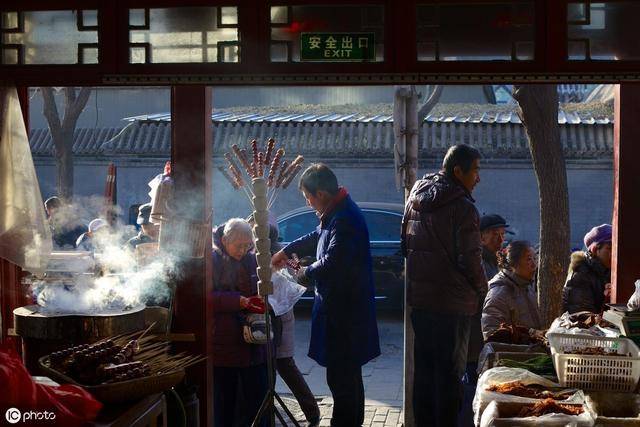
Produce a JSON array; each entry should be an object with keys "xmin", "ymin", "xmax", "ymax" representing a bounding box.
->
[
  {"xmin": 213, "ymin": 364, "xmax": 268, "ymax": 427},
  {"xmin": 326, "ymin": 361, "xmax": 364, "ymax": 426},
  {"xmin": 458, "ymin": 362, "xmax": 478, "ymax": 427},
  {"xmin": 276, "ymin": 357, "xmax": 320, "ymax": 422},
  {"xmin": 411, "ymin": 309, "xmax": 471, "ymax": 427}
]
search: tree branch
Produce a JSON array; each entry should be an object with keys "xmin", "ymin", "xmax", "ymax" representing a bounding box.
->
[
  {"xmin": 417, "ymin": 85, "xmax": 443, "ymax": 122},
  {"xmin": 62, "ymin": 87, "xmax": 91, "ymax": 132},
  {"xmin": 41, "ymin": 87, "xmax": 63, "ymax": 146}
]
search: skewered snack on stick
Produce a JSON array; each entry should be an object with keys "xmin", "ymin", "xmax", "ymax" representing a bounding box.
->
[
  {"xmin": 267, "ymin": 150, "xmax": 283, "ymax": 187},
  {"xmin": 113, "ymin": 339, "xmax": 140, "ymax": 364},
  {"xmin": 232, "ymin": 144, "xmax": 253, "ymax": 177},
  {"xmin": 264, "ymin": 138, "xmax": 275, "ymax": 165},
  {"xmin": 257, "ymin": 153, "xmax": 264, "ymax": 177},
  {"xmin": 251, "ymin": 139, "xmax": 259, "ymax": 176},
  {"xmin": 224, "ymin": 153, "xmax": 243, "ymax": 178},
  {"xmin": 275, "ymin": 160, "xmax": 289, "ymax": 188},
  {"xmin": 219, "ymin": 167, "xmax": 240, "ymax": 189},
  {"xmin": 282, "ymin": 165, "xmax": 302, "ymax": 189},
  {"xmin": 99, "ymin": 361, "xmax": 148, "ymax": 380}
]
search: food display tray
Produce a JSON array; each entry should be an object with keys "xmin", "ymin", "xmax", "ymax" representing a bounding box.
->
[
  {"xmin": 548, "ymin": 333, "xmax": 640, "ymax": 392},
  {"xmin": 39, "ymin": 356, "xmax": 184, "ymax": 404}
]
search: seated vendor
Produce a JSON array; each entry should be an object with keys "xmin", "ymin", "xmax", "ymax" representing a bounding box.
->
[
  {"xmin": 481, "ymin": 240, "xmax": 542, "ymax": 340},
  {"xmin": 126, "ymin": 203, "xmax": 159, "ymax": 250},
  {"xmin": 562, "ymin": 224, "xmax": 612, "ymax": 314}
]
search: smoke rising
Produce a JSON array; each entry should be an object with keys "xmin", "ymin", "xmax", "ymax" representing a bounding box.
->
[{"xmin": 31, "ymin": 195, "xmax": 180, "ymax": 314}]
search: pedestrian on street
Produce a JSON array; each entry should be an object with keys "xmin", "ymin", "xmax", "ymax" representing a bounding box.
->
[
  {"xmin": 401, "ymin": 144, "xmax": 486, "ymax": 427},
  {"xmin": 272, "ymin": 163, "xmax": 380, "ymax": 427}
]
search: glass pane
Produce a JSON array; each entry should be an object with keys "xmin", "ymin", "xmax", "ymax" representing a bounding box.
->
[
  {"xmin": 1, "ymin": 10, "xmax": 99, "ymax": 65},
  {"xmin": 79, "ymin": 45, "xmax": 99, "ymax": 64},
  {"xmin": 128, "ymin": 7, "xmax": 239, "ymax": 63},
  {"xmin": 270, "ymin": 42, "xmax": 289, "ymax": 62},
  {"xmin": 363, "ymin": 211, "xmax": 401, "ymax": 242},
  {"xmin": 82, "ymin": 10, "xmax": 98, "ymax": 28},
  {"xmin": 129, "ymin": 9, "xmax": 147, "ymax": 27},
  {"xmin": 278, "ymin": 213, "xmax": 317, "ymax": 242},
  {"xmin": 568, "ymin": 2, "xmax": 640, "ymax": 61},
  {"xmin": 220, "ymin": 7, "xmax": 238, "ymax": 26},
  {"xmin": 271, "ymin": 6, "xmax": 289, "ymax": 24},
  {"xmin": 1, "ymin": 11, "xmax": 20, "ymax": 30},
  {"xmin": 416, "ymin": 2, "xmax": 535, "ymax": 61},
  {"xmin": 270, "ymin": 5, "xmax": 384, "ymax": 62}
]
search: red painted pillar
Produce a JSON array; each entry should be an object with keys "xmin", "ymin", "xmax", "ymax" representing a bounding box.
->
[
  {"xmin": 170, "ymin": 86, "xmax": 214, "ymax": 426},
  {"xmin": 612, "ymin": 84, "xmax": 640, "ymax": 304}
]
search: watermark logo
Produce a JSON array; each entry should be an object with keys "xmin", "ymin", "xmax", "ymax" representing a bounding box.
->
[
  {"xmin": 4, "ymin": 408, "xmax": 56, "ymax": 424},
  {"xmin": 5, "ymin": 408, "xmax": 21, "ymax": 424}
]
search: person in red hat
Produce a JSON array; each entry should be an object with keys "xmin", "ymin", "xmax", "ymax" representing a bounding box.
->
[{"xmin": 562, "ymin": 224, "xmax": 612, "ymax": 314}]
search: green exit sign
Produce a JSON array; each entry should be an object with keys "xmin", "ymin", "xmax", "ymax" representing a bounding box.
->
[{"xmin": 300, "ymin": 33, "xmax": 376, "ymax": 62}]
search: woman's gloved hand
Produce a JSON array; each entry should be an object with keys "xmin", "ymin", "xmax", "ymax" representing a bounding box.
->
[{"xmin": 246, "ymin": 295, "xmax": 266, "ymax": 314}]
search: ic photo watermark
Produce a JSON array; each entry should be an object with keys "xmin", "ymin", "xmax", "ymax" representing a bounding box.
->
[{"xmin": 5, "ymin": 408, "xmax": 56, "ymax": 424}]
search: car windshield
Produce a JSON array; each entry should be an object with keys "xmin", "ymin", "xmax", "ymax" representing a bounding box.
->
[
  {"xmin": 278, "ymin": 212, "xmax": 318, "ymax": 242},
  {"xmin": 363, "ymin": 210, "xmax": 401, "ymax": 242},
  {"xmin": 278, "ymin": 209, "xmax": 401, "ymax": 243}
]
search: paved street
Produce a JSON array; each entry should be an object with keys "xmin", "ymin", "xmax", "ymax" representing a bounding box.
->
[{"xmin": 275, "ymin": 309, "xmax": 404, "ymax": 426}]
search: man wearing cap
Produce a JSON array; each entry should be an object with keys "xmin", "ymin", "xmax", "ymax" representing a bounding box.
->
[
  {"xmin": 562, "ymin": 224, "xmax": 612, "ymax": 314},
  {"xmin": 480, "ymin": 214, "xmax": 511, "ymax": 281},
  {"xmin": 458, "ymin": 214, "xmax": 511, "ymax": 427},
  {"xmin": 126, "ymin": 203, "xmax": 159, "ymax": 250}
]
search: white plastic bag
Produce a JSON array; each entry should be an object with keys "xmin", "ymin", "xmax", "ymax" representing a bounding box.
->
[
  {"xmin": 480, "ymin": 400, "xmax": 594, "ymax": 427},
  {"xmin": 473, "ymin": 367, "xmax": 585, "ymax": 426},
  {"xmin": 628, "ymin": 280, "xmax": 640, "ymax": 311},
  {"xmin": 547, "ymin": 312, "xmax": 620, "ymax": 338},
  {"xmin": 268, "ymin": 271, "xmax": 307, "ymax": 316}
]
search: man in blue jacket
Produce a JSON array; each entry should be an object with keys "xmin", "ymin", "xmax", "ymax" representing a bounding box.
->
[{"xmin": 272, "ymin": 164, "xmax": 380, "ymax": 427}]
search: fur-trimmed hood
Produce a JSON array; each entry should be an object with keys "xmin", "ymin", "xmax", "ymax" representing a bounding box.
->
[{"xmin": 569, "ymin": 251, "xmax": 609, "ymax": 277}]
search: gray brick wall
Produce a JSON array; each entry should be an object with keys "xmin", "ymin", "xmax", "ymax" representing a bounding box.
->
[{"xmin": 34, "ymin": 157, "xmax": 613, "ymax": 249}]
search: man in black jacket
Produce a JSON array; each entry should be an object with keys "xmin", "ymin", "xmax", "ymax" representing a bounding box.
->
[{"xmin": 401, "ymin": 144, "xmax": 487, "ymax": 427}]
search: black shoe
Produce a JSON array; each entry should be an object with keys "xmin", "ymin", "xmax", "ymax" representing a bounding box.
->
[{"xmin": 307, "ymin": 416, "xmax": 320, "ymax": 427}]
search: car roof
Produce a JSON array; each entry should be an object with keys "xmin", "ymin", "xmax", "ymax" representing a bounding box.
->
[{"xmin": 277, "ymin": 202, "xmax": 404, "ymax": 221}]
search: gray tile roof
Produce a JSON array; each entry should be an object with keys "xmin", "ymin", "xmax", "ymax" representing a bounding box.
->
[{"xmin": 30, "ymin": 107, "xmax": 613, "ymax": 158}]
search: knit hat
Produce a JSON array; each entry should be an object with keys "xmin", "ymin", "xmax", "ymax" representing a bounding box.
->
[{"xmin": 584, "ymin": 224, "xmax": 612, "ymax": 252}]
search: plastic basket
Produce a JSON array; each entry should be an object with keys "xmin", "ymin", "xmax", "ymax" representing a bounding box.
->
[{"xmin": 548, "ymin": 332, "xmax": 640, "ymax": 392}]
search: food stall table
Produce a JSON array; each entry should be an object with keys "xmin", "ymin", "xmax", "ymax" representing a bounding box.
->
[{"xmin": 91, "ymin": 393, "xmax": 166, "ymax": 427}]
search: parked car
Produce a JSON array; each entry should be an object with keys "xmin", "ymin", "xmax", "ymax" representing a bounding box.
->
[{"xmin": 277, "ymin": 202, "xmax": 405, "ymax": 310}]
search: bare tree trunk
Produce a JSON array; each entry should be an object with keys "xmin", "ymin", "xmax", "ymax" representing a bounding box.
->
[
  {"xmin": 41, "ymin": 87, "xmax": 92, "ymax": 201},
  {"xmin": 513, "ymin": 84, "xmax": 570, "ymax": 326},
  {"xmin": 397, "ymin": 85, "xmax": 441, "ymax": 427}
]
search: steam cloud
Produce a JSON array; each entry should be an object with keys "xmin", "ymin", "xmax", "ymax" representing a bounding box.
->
[{"xmin": 31, "ymin": 195, "xmax": 179, "ymax": 314}]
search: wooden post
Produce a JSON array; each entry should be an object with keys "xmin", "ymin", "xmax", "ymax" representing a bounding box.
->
[
  {"xmin": 612, "ymin": 84, "xmax": 640, "ymax": 304},
  {"xmin": 170, "ymin": 86, "xmax": 214, "ymax": 427}
]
